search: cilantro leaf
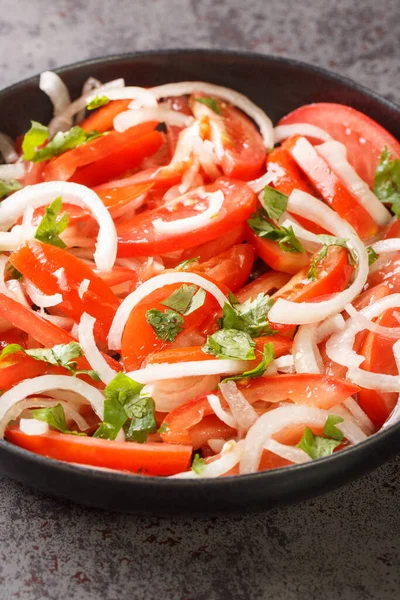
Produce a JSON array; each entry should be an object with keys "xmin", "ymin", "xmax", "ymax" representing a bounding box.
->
[
  {"xmin": 146, "ymin": 308, "xmax": 184, "ymax": 342},
  {"xmin": 367, "ymin": 246, "xmax": 379, "ymax": 266},
  {"xmin": 185, "ymin": 288, "xmax": 206, "ymax": 315},
  {"xmin": 307, "ymin": 236, "xmax": 352, "ymax": 281},
  {"xmin": 297, "ymin": 415, "xmax": 345, "ymax": 459},
  {"xmin": 31, "ymin": 404, "xmax": 85, "ymax": 435},
  {"xmin": 221, "ymin": 342, "xmax": 275, "ymax": 383},
  {"xmin": 191, "ymin": 453, "xmax": 206, "ymax": 474},
  {"xmin": 195, "ymin": 97, "xmax": 221, "ymax": 114},
  {"xmin": 86, "ymin": 95, "xmax": 110, "ymax": 110},
  {"xmin": 175, "ymin": 257, "xmax": 200, "ymax": 270},
  {"xmin": 158, "ymin": 422, "xmax": 169, "ymax": 434},
  {"xmin": 161, "ymin": 284, "xmax": 198, "ymax": 315},
  {"xmin": 220, "ymin": 293, "xmax": 275, "ymax": 337},
  {"xmin": 323, "ymin": 415, "xmax": 344, "ymax": 441},
  {"xmin": 94, "ymin": 373, "xmax": 156, "ymax": 442},
  {"xmin": 203, "ymin": 328, "xmax": 256, "ymax": 360},
  {"xmin": 260, "ymin": 186, "xmax": 288, "ymax": 221},
  {"xmin": 0, "ymin": 179, "xmax": 22, "ymax": 199},
  {"xmin": 374, "ymin": 147, "xmax": 400, "ymax": 214},
  {"xmin": 22, "ymin": 121, "xmax": 49, "ymax": 161},
  {"xmin": 248, "ymin": 211, "xmax": 305, "ymax": 253},
  {"xmin": 34, "ymin": 196, "xmax": 69, "ymax": 248}
]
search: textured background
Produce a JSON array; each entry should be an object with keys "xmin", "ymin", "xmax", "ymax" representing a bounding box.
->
[{"xmin": 0, "ymin": 0, "xmax": 399, "ymax": 598}]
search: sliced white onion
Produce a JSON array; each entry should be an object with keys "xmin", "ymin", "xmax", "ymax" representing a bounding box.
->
[
  {"xmin": 24, "ymin": 278, "xmax": 62, "ymax": 308},
  {"xmin": 371, "ymin": 238, "xmax": 400, "ymax": 254},
  {"xmin": 0, "ymin": 380, "xmax": 101, "ymax": 439},
  {"xmin": 127, "ymin": 359, "xmax": 250, "ymax": 385},
  {"xmin": 274, "ymin": 355, "xmax": 295, "ymax": 373},
  {"xmin": 240, "ymin": 404, "xmax": 366, "ymax": 474},
  {"xmin": 316, "ymin": 141, "xmax": 391, "ymax": 226},
  {"xmin": 315, "ymin": 314, "xmax": 346, "ymax": 344},
  {"xmin": 219, "ymin": 381, "xmax": 258, "ymax": 431},
  {"xmin": 6, "ymin": 279, "xmax": 30, "ymax": 308},
  {"xmin": 269, "ymin": 189, "xmax": 369, "ymax": 325},
  {"xmin": 0, "ymin": 163, "xmax": 25, "ymax": 181},
  {"xmin": 345, "ymin": 302, "xmax": 400, "ymax": 339},
  {"xmin": 152, "ymin": 374, "xmax": 219, "ymax": 413},
  {"xmin": 39, "ymin": 71, "xmax": 72, "ymax": 134},
  {"xmin": 153, "ymin": 190, "xmax": 224, "ymax": 235},
  {"xmin": 347, "ymin": 368, "xmax": 400, "ymax": 392},
  {"xmin": 280, "ymin": 217, "xmax": 321, "ymax": 252},
  {"xmin": 293, "ymin": 323, "xmax": 323, "ymax": 374},
  {"xmin": 0, "ymin": 182, "xmax": 117, "ymax": 272},
  {"xmin": 87, "ymin": 86, "xmax": 157, "ymax": 108},
  {"xmin": 247, "ymin": 170, "xmax": 276, "ymax": 194},
  {"xmin": 78, "ymin": 278, "xmax": 90, "ymax": 300},
  {"xmin": 263, "ymin": 439, "xmax": 312, "ymax": 464},
  {"xmin": 172, "ymin": 440, "xmax": 243, "ymax": 479},
  {"xmin": 207, "ymin": 393, "xmax": 237, "ymax": 428},
  {"xmin": 20, "ymin": 418, "xmax": 49, "ymax": 436},
  {"xmin": 342, "ymin": 398, "xmax": 375, "ymax": 435},
  {"xmin": 78, "ymin": 313, "xmax": 117, "ymax": 385},
  {"xmin": 108, "ymin": 272, "xmax": 229, "ymax": 350},
  {"xmin": 274, "ymin": 123, "xmax": 332, "ymax": 144},
  {"xmin": 76, "ymin": 77, "xmax": 102, "ymax": 123},
  {"xmin": 0, "ymin": 133, "xmax": 18, "ymax": 163},
  {"xmin": 40, "ymin": 312, "xmax": 74, "ymax": 330},
  {"xmin": 150, "ymin": 82, "xmax": 274, "ymax": 149},
  {"xmin": 178, "ymin": 159, "xmax": 201, "ymax": 194},
  {"xmin": 114, "ymin": 107, "xmax": 192, "ymax": 132}
]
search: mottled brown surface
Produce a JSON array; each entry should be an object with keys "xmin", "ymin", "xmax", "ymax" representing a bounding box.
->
[{"xmin": 0, "ymin": 0, "xmax": 399, "ymax": 598}]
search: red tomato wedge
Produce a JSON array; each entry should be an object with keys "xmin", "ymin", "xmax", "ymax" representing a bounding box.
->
[
  {"xmin": 192, "ymin": 94, "xmax": 266, "ymax": 180},
  {"xmin": 236, "ymin": 271, "xmax": 291, "ymax": 302},
  {"xmin": 283, "ymin": 135, "xmax": 378, "ymax": 239},
  {"xmin": 190, "ymin": 244, "xmax": 255, "ymax": 292},
  {"xmin": 278, "ymin": 103, "xmax": 400, "ymax": 187},
  {"xmin": 80, "ymin": 100, "xmax": 132, "ymax": 133},
  {"xmin": 0, "ymin": 353, "xmax": 58, "ymax": 390},
  {"xmin": 10, "ymin": 241, "xmax": 120, "ymax": 344},
  {"xmin": 116, "ymin": 178, "xmax": 256, "ymax": 257},
  {"xmin": 273, "ymin": 246, "xmax": 354, "ymax": 303},
  {"xmin": 44, "ymin": 122, "xmax": 161, "ymax": 182},
  {"xmin": 357, "ymin": 308, "xmax": 399, "ymax": 427},
  {"xmin": 176, "ymin": 224, "xmax": 245, "ymax": 265},
  {"xmin": 5, "ymin": 427, "xmax": 192, "ymax": 476},
  {"xmin": 94, "ymin": 181, "xmax": 154, "ymax": 215},
  {"xmin": 246, "ymin": 227, "xmax": 310, "ymax": 275},
  {"xmin": 189, "ymin": 415, "xmax": 236, "ymax": 450}
]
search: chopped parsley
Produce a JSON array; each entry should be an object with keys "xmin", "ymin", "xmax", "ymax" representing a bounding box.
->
[
  {"xmin": 175, "ymin": 257, "xmax": 200, "ymax": 270},
  {"xmin": 203, "ymin": 328, "xmax": 256, "ymax": 360},
  {"xmin": 374, "ymin": 147, "xmax": 400, "ymax": 215},
  {"xmin": 86, "ymin": 95, "xmax": 110, "ymax": 110},
  {"xmin": 248, "ymin": 210, "xmax": 305, "ymax": 253},
  {"xmin": 219, "ymin": 293, "xmax": 276, "ymax": 337},
  {"xmin": 367, "ymin": 246, "xmax": 379, "ymax": 266},
  {"xmin": 191, "ymin": 453, "xmax": 206, "ymax": 474},
  {"xmin": 0, "ymin": 179, "xmax": 22, "ymax": 199},
  {"xmin": 221, "ymin": 342, "xmax": 275, "ymax": 383},
  {"xmin": 145, "ymin": 308, "xmax": 184, "ymax": 342},
  {"xmin": 31, "ymin": 404, "xmax": 85, "ymax": 436},
  {"xmin": 195, "ymin": 97, "xmax": 221, "ymax": 115},
  {"xmin": 260, "ymin": 186, "xmax": 288, "ymax": 221},
  {"xmin": 161, "ymin": 284, "xmax": 206, "ymax": 316},
  {"xmin": 297, "ymin": 415, "xmax": 344, "ymax": 459},
  {"xmin": 34, "ymin": 196, "xmax": 69, "ymax": 249}
]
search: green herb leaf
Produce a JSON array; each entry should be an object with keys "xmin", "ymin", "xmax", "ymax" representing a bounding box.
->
[
  {"xmin": 220, "ymin": 293, "xmax": 275, "ymax": 337},
  {"xmin": 34, "ymin": 196, "xmax": 69, "ymax": 248},
  {"xmin": 203, "ymin": 328, "xmax": 256, "ymax": 360},
  {"xmin": 323, "ymin": 414, "xmax": 344, "ymax": 441},
  {"xmin": 161, "ymin": 284, "xmax": 198, "ymax": 314},
  {"xmin": 373, "ymin": 147, "xmax": 400, "ymax": 214},
  {"xmin": 260, "ymin": 186, "xmax": 288, "ymax": 221},
  {"xmin": 86, "ymin": 95, "xmax": 110, "ymax": 110},
  {"xmin": 94, "ymin": 373, "xmax": 156, "ymax": 442},
  {"xmin": 158, "ymin": 422, "xmax": 169, "ymax": 434},
  {"xmin": 191, "ymin": 453, "xmax": 206, "ymax": 474},
  {"xmin": 0, "ymin": 179, "xmax": 22, "ymax": 200},
  {"xmin": 31, "ymin": 404, "xmax": 84, "ymax": 435},
  {"xmin": 307, "ymin": 236, "xmax": 352, "ymax": 281},
  {"xmin": 221, "ymin": 342, "xmax": 275, "ymax": 383},
  {"xmin": 367, "ymin": 246, "xmax": 379, "ymax": 266},
  {"xmin": 22, "ymin": 121, "xmax": 49, "ymax": 161},
  {"xmin": 248, "ymin": 210, "xmax": 305, "ymax": 253},
  {"xmin": 146, "ymin": 308, "xmax": 184, "ymax": 342},
  {"xmin": 175, "ymin": 256, "xmax": 200, "ymax": 270},
  {"xmin": 195, "ymin": 97, "xmax": 221, "ymax": 114}
]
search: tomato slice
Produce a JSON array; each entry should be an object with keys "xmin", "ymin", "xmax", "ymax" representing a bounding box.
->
[
  {"xmin": 189, "ymin": 415, "xmax": 236, "ymax": 450},
  {"xmin": 246, "ymin": 227, "xmax": 310, "ymax": 275},
  {"xmin": 44, "ymin": 122, "xmax": 161, "ymax": 182},
  {"xmin": 0, "ymin": 353, "xmax": 57, "ymax": 390},
  {"xmin": 273, "ymin": 246, "xmax": 354, "ymax": 303},
  {"xmin": 116, "ymin": 178, "xmax": 256, "ymax": 257},
  {"xmin": 240, "ymin": 374, "xmax": 359, "ymax": 410},
  {"xmin": 283, "ymin": 135, "xmax": 378, "ymax": 239},
  {"xmin": 189, "ymin": 244, "xmax": 255, "ymax": 292},
  {"xmin": 10, "ymin": 241, "xmax": 120, "ymax": 344},
  {"xmin": 5, "ymin": 427, "xmax": 192, "ymax": 476},
  {"xmin": 192, "ymin": 95, "xmax": 266, "ymax": 180},
  {"xmin": 357, "ymin": 308, "xmax": 399, "ymax": 427},
  {"xmin": 94, "ymin": 181, "xmax": 154, "ymax": 216},
  {"xmin": 80, "ymin": 100, "xmax": 132, "ymax": 133},
  {"xmin": 175, "ymin": 224, "xmax": 245, "ymax": 265},
  {"xmin": 236, "ymin": 271, "xmax": 291, "ymax": 302},
  {"xmin": 278, "ymin": 103, "xmax": 400, "ymax": 187}
]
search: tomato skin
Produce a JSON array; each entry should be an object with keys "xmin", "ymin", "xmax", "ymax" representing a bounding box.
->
[
  {"xmin": 246, "ymin": 227, "xmax": 310, "ymax": 275},
  {"xmin": 44, "ymin": 122, "xmax": 160, "ymax": 182},
  {"xmin": 278, "ymin": 103, "xmax": 400, "ymax": 187},
  {"xmin": 5, "ymin": 427, "xmax": 192, "ymax": 476},
  {"xmin": 236, "ymin": 271, "xmax": 291, "ymax": 302},
  {"xmin": 0, "ymin": 354, "xmax": 56, "ymax": 390},
  {"xmin": 283, "ymin": 135, "xmax": 378, "ymax": 239},
  {"xmin": 176, "ymin": 224, "xmax": 245, "ymax": 265},
  {"xmin": 116, "ymin": 178, "xmax": 257, "ymax": 257},
  {"xmin": 273, "ymin": 246, "xmax": 354, "ymax": 303},
  {"xmin": 10, "ymin": 241, "xmax": 120, "ymax": 344},
  {"xmin": 189, "ymin": 415, "xmax": 235, "ymax": 450},
  {"xmin": 190, "ymin": 244, "xmax": 255, "ymax": 292},
  {"xmin": 94, "ymin": 181, "xmax": 154, "ymax": 215},
  {"xmin": 80, "ymin": 100, "xmax": 132, "ymax": 133}
]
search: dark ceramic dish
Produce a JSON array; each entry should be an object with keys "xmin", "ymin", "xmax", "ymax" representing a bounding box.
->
[{"xmin": 0, "ymin": 50, "xmax": 399, "ymax": 516}]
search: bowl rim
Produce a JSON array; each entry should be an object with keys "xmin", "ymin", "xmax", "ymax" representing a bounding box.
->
[{"xmin": 1, "ymin": 47, "xmax": 399, "ymax": 490}]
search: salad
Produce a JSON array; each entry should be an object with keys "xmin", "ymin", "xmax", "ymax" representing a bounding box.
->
[{"xmin": 0, "ymin": 71, "xmax": 399, "ymax": 479}]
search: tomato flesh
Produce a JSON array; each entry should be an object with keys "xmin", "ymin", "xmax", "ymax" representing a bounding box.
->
[
  {"xmin": 80, "ymin": 100, "xmax": 132, "ymax": 133},
  {"xmin": 246, "ymin": 227, "xmax": 310, "ymax": 275}
]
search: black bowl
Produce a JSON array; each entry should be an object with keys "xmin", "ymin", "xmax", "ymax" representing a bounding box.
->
[{"xmin": 0, "ymin": 50, "xmax": 399, "ymax": 516}]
